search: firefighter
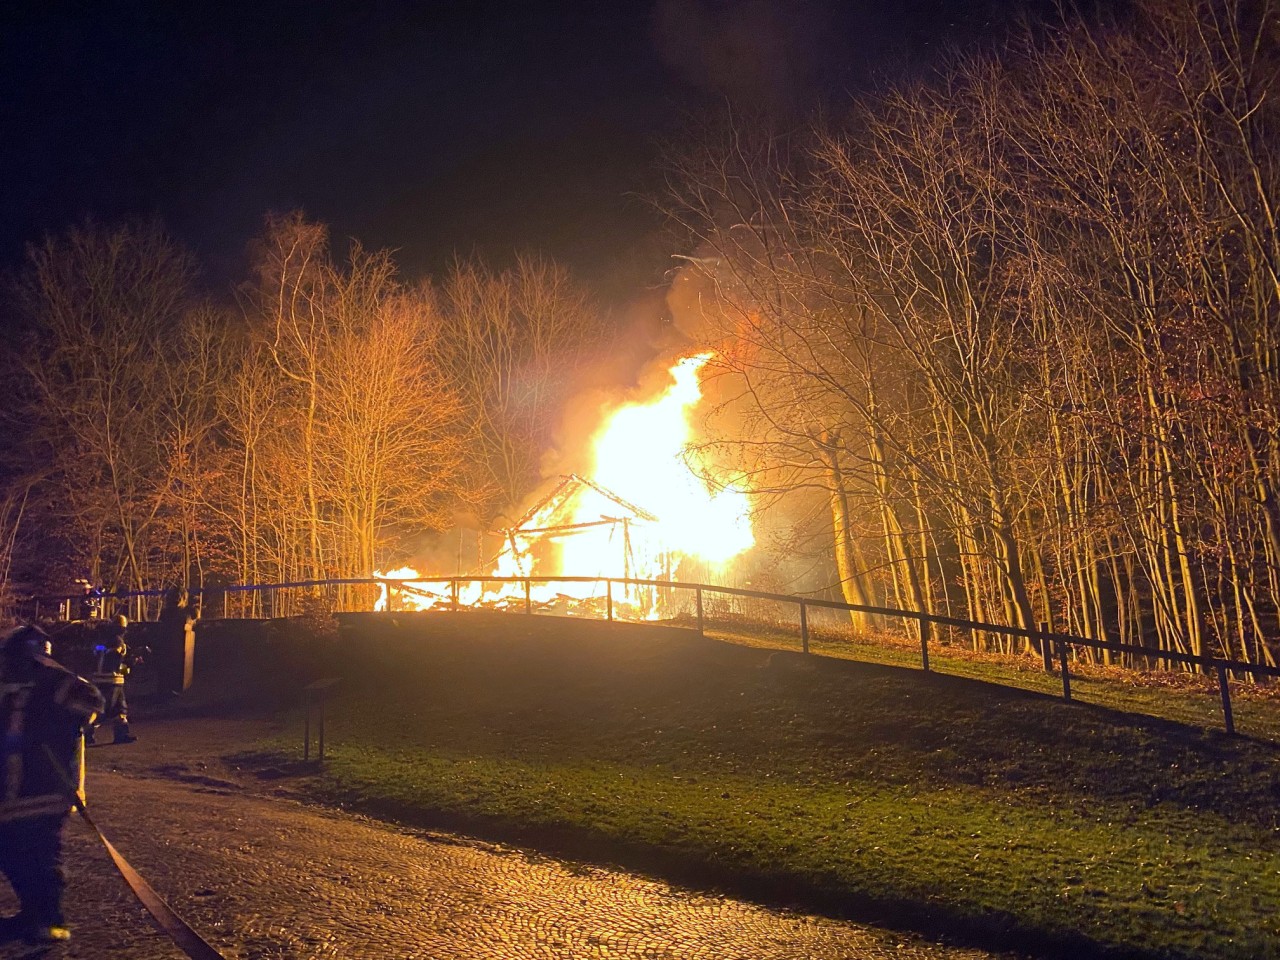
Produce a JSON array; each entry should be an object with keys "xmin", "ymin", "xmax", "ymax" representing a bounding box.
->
[
  {"xmin": 87, "ymin": 614, "xmax": 137, "ymax": 745},
  {"xmin": 0, "ymin": 624, "xmax": 103, "ymax": 944},
  {"xmin": 75, "ymin": 580, "xmax": 102, "ymax": 621}
]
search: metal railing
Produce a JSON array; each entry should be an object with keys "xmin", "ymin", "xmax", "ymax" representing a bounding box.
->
[{"xmin": 27, "ymin": 574, "xmax": 1280, "ymax": 736}]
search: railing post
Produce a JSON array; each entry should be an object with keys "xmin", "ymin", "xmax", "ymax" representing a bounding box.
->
[
  {"xmin": 799, "ymin": 600, "xmax": 809, "ymax": 654},
  {"xmin": 1057, "ymin": 639, "xmax": 1072, "ymax": 701},
  {"xmin": 919, "ymin": 616, "xmax": 930, "ymax": 673},
  {"xmin": 524, "ymin": 578, "xmax": 532, "ymax": 615},
  {"xmin": 606, "ymin": 579, "xmax": 613, "ymax": 622},
  {"xmin": 695, "ymin": 587, "xmax": 704, "ymax": 636},
  {"xmin": 1217, "ymin": 663, "xmax": 1235, "ymax": 736},
  {"xmin": 1039, "ymin": 621, "xmax": 1052, "ymax": 673},
  {"xmin": 451, "ymin": 578, "xmax": 460, "ymax": 612}
]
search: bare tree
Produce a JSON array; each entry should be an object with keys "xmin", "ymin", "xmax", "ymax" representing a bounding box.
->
[
  {"xmin": 12, "ymin": 221, "xmax": 199, "ymax": 593},
  {"xmin": 237, "ymin": 213, "xmax": 469, "ymax": 587},
  {"xmin": 435, "ymin": 255, "xmax": 604, "ymax": 524}
]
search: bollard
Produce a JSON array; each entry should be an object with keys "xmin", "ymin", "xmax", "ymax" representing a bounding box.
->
[
  {"xmin": 606, "ymin": 580, "xmax": 614, "ymax": 622},
  {"xmin": 524, "ymin": 578, "xmax": 532, "ymax": 615},
  {"xmin": 799, "ymin": 600, "xmax": 809, "ymax": 654},
  {"xmin": 695, "ymin": 587, "xmax": 704, "ymax": 636}
]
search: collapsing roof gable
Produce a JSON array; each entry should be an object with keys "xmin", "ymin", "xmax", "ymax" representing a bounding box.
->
[
  {"xmin": 506, "ymin": 474, "xmax": 657, "ymax": 538},
  {"xmin": 482, "ymin": 474, "xmax": 663, "ymax": 580}
]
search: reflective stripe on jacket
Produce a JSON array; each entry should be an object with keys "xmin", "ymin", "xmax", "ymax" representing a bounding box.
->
[{"xmin": 93, "ymin": 643, "xmax": 128, "ymax": 685}]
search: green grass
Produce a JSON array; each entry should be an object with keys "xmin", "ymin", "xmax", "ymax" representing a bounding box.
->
[
  {"xmin": 716, "ymin": 618, "xmax": 1280, "ymax": 741},
  {"xmin": 248, "ymin": 614, "xmax": 1280, "ymax": 959}
]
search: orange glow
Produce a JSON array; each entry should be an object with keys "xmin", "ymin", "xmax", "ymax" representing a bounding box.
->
[
  {"xmin": 376, "ymin": 352, "xmax": 753, "ymax": 617},
  {"xmin": 574, "ymin": 352, "xmax": 752, "ymax": 566}
]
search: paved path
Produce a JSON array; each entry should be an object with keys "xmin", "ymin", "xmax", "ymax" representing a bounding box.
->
[{"xmin": 0, "ymin": 718, "xmax": 1025, "ymax": 960}]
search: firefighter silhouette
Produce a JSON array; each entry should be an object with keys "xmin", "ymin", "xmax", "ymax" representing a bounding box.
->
[
  {"xmin": 0, "ymin": 624, "xmax": 103, "ymax": 944},
  {"xmin": 87, "ymin": 615, "xmax": 137, "ymax": 745}
]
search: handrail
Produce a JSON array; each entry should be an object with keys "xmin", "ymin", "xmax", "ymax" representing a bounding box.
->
[
  {"xmin": 25, "ymin": 574, "xmax": 1277, "ymax": 734},
  {"xmin": 28, "ymin": 574, "xmax": 1280, "ymax": 675}
]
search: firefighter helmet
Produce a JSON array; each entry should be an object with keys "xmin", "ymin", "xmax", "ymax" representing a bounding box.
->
[{"xmin": 0, "ymin": 623, "xmax": 51, "ymax": 660}]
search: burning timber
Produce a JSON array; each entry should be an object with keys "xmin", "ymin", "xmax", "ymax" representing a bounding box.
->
[{"xmin": 376, "ymin": 352, "xmax": 754, "ymax": 619}]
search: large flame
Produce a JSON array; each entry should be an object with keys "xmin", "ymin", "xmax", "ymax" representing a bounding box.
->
[
  {"xmin": 573, "ymin": 352, "xmax": 751, "ymax": 566},
  {"xmin": 376, "ymin": 352, "xmax": 752, "ymax": 616}
]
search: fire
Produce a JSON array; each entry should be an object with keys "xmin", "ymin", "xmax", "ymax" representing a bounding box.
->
[
  {"xmin": 574, "ymin": 353, "xmax": 751, "ymax": 565},
  {"xmin": 376, "ymin": 352, "xmax": 753, "ymax": 617},
  {"xmin": 373, "ymin": 566, "xmax": 445, "ymax": 612}
]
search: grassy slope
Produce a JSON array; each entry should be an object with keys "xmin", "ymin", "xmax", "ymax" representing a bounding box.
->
[{"xmin": 262, "ymin": 615, "xmax": 1280, "ymax": 960}]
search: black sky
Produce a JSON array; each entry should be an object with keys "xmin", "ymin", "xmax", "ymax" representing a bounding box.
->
[{"xmin": 1, "ymin": 0, "xmax": 1043, "ymax": 298}]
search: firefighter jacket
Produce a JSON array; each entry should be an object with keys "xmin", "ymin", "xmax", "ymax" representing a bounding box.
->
[
  {"xmin": 0, "ymin": 654, "xmax": 103, "ymax": 822},
  {"xmin": 93, "ymin": 641, "xmax": 129, "ymax": 686}
]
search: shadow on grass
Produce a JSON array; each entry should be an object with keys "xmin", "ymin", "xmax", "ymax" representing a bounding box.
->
[{"xmin": 750, "ymin": 649, "xmax": 1280, "ymax": 825}]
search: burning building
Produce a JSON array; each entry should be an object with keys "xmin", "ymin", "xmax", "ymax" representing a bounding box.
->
[{"xmin": 377, "ymin": 353, "xmax": 754, "ymax": 619}]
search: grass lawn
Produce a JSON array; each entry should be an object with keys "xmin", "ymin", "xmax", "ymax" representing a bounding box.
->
[{"xmin": 248, "ymin": 612, "xmax": 1280, "ymax": 959}]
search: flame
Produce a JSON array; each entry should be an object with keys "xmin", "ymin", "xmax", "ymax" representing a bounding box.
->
[
  {"xmin": 376, "ymin": 352, "xmax": 752, "ymax": 617},
  {"xmin": 373, "ymin": 565, "xmax": 445, "ymax": 612},
  {"xmin": 574, "ymin": 352, "xmax": 751, "ymax": 566}
]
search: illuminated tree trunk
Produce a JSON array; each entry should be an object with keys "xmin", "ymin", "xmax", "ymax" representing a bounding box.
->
[
  {"xmin": 868, "ymin": 418, "xmax": 930, "ymax": 646},
  {"xmin": 817, "ymin": 432, "xmax": 874, "ymax": 633}
]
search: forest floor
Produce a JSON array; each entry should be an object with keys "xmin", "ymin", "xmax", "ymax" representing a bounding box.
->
[{"xmin": 184, "ymin": 613, "xmax": 1280, "ymax": 960}]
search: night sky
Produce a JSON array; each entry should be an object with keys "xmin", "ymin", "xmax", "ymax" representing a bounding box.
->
[{"xmin": 2, "ymin": 0, "xmax": 1043, "ymax": 299}]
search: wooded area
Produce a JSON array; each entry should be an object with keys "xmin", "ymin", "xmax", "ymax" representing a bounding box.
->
[
  {"xmin": 0, "ymin": 214, "xmax": 604, "ymax": 609},
  {"xmin": 2, "ymin": 0, "xmax": 1276, "ymax": 672},
  {"xmin": 667, "ymin": 0, "xmax": 1280, "ymax": 668}
]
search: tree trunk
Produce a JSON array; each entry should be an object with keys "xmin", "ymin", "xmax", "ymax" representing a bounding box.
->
[{"xmin": 817, "ymin": 434, "xmax": 874, "ymax": 633}]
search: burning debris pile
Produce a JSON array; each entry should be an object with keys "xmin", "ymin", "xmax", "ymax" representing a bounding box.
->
[{"xmin": 376, "ymin": 353, "xmax": 753, "ymax": 619}]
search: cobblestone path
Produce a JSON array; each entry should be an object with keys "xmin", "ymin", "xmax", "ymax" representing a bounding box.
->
[{"xmin": 0, "ymin": 719, "xmax": 1026, "ymax": 960}]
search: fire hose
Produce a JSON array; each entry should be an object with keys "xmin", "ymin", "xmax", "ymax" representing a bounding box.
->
[{"xmin": 44, "ymin": 745, "xmax": 228, "ymax": 960}]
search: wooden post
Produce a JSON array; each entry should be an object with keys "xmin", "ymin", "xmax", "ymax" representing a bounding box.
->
[
  {"xmin": 1217, "ymin": 664, "xmax": 1235, "ymax": 736},
  {"xmin": 606, "ymin": 580, "xmax": 614, "ymax": 622},
  {"xmin": 1039, "ymin": 621, "xmax": 1052, "ymax": 673},
  {"xmin": 695, "ymin": 587, "xmax": 704, "ymax": 636},
  {"xmin": 451, "ymin": 579, "xmax": 460, "ymax": 612},
  {"xmin": 799, "ymin": 600, "xmax": 809, "ymax": 654},
  {"xmin": 303, "ymin": 678, "xmax": 340, "ymax": 765},
  {"xmin": 524, "ymin": 578, "xmax": 532, "ymax": 615},
  {"xmin": 318, "ymin": 697, "xmax": 327, "ymax": 761},
  {"xmin": 1058, "ymin": 639, "xmax": 1072, "ymax": 701}
]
